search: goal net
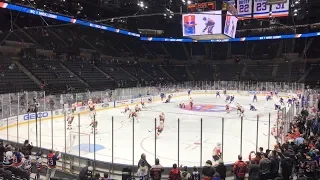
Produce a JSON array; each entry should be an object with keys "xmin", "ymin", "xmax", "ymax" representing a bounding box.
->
[{"xmin": 67, "ymin": 131, "xmax": 91, "ymax": 153}]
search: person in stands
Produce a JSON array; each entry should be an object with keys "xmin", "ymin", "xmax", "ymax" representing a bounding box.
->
[
  {"xmin": 233, "ymin": 155, "xmax": 247, "ymax": 180},
  {"xmin": 46, "ymin": 150, "xmax": 61, "ymax": 180}
]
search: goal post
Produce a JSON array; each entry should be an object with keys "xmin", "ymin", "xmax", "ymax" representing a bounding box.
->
[{"xmin": 67, "ymin": 131, "xmax": 91, "ymax": 153}]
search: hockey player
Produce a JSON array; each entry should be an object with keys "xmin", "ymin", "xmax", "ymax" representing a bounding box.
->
[
  {"xmin": 266, "ymin": 95, "xmax": 271, "ymax": 101},
  {"xmin": 253, "ymin": 94, "xmax": 257, "ymax": 102},
  {"xmin": 90, "ymin": 119, "xmax": 98, "ymax": 134},
  {"xmin": 129, "ymin": 110, "xmax": 138, "ymax": 122},
  {"xmin": 141, "ymin": 101, "xmax": 147, "ymax": 109},
  {"xmin": 275, "ymin": 91, "xmax": 278, "ymax": 98},
  {"xmin": 188, "ymin": 89, "xmax": 191, "ymax": 96},
  {"xmin": 160, "ymin": 93, "xmax": 165, "ymax": 101},
  {"xmin": 135, "ymin": 104, "xmax": 141, "ymax": 112},
  {"xmin": 226, "ymin": 104, "xmax": 230, "ymax": 114},
  {"xmin": 122, "ymin": 105, "xmax": 130, "ymax": 113},
  {"xmin": 189, "ymin": 97, "xmax": 193, "ymax": 110},
  {"xmin": 223, "ymin": 89, "xmax": 227, "ymax": 95},
  {"xmin": 212, "ymin": 143, "xmax": 222, "ymax": 163},
  {"xmin": 179, "ymin": 102, "xmax": 186, "ymax": 108},
  {"xmin": 71, "ymin": 103, "xmax": 77, "ymax": 113},
  {"xmin": 230, "ymin": 95, "xmax": 235, "ymax": 103},
  {"xmin": 35, "ymin": 151, "xmax": 42, "ymax": 180},
  {"xmin": 12, "ymin": 150, "xmax": 23, "ymax": 167},
  {"xmin": 67, "ymin": 112, "xmax": 75, "ymax": 130},
  {"xmin": 21, "ymin": 154, "xmax": 32, "ymax": 174},
  {"xmin": 3, "ymin": 145, "xmax": 13, "ymax": 167},
  {"xmin": 159, "ymin": 112, "xmax": 165, "ymax": 122},
  {"xmin": 156, "ymin": 120, "xmax": 164, "ymax": 137},
  {"xmin": 295, "ymin": 101, "xmax": 300, "ymax": 109},
  {"xmin": 270, "ymin": 91, "xmax": 273, "ymax": 97},
  {"xmin": 287, "ymin": 98, "xmax": 292, "ymax": 107},
  {"xmin": 236, "ymin": 104, "xmax": 242, "ymax": 114},
  {"xmin": 225, "ymin": 95, "xmax": 230, "ymax": 103},
  {"xmin": 274, "ymin": 104, "xmax": 281, "ymax": 110},
  {"xmin": 279, "ymin": 97, "xmax": 284, "ymax": 106},
  {"xmin": 216, "ymin": 91, "xmax": 220, "ymax": 98},
  {"xmin": 239, "ymin": 107, "xmax": 245, "ymax": 117},
  {"xmin": 148, "ymin": 97, "xmax": 152, "ymax": 103},
  {"xmin": 249, "ymin": 104, "xmax": 257, "ymax": 111},
  {"xmin": 88, "ymin": 99, "xmax": 96, "ymax": 120}
]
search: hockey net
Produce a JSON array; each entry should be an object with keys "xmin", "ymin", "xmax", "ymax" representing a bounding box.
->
[{"xmin": 67, "ymin": 131, "xmax": 91, "ymax": 153}]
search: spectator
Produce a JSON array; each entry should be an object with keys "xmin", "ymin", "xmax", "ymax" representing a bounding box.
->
[
  {"xmin": 168, "ymin": 163, "xmax": 180, "ymax": 180},
  {"xmin": 138, "ymin": 153, "xmax": 151, "ymax": 170},
  {"xmin": 212, "ymin": 172, "xmax": 221, "ymax": 180},
  {"xmin": 269, "ymin": 150, "xmax": 279, "ymax": 179},
  {"xmin": 202, "ymin": 160, "xmax": 215, "ymax": 180},
  {"xmin": 100, "ymin": 173, "xmax": 110, "ymax": 180},
  {"xmin": 21, "ymin": 140, "xmax": 33, "ymax": 156},
  {"xmin": 191, "ymin": 166, "xmax": 200, "ymax": 180},
  {"xmin": 93, "ymin": 173, "xmax": 100, "ymax": 180},
  {"xmin": 301, "ymin": 152, "xmax": 318, "ymax": 179},
  {"xmin": 295, "ymin": 134, "xmax": 304, "ymax": 145},
  {"xmin": 215, "ymin": 160, "xmax": 226, "ymax": 180},
  {"xmin": 0, "ymin": 141, "xmax": 5, "ymax": 167},
  {"xmin": 259, "ymin": 153, "xmax": 271, "ymax": 180},
  {"xmin": 248, "ymin": 160, "xmax": 259, "ymax": 180},
  {"xmin": 46, "ymin": 150, "xmax": 61, "ymax": 180},
  {"xmin": 150, "ymin": 158, "xmax": 164, "ymax": 180},
  {"xmin": 137, "ymin": 159, "xmax": 148, "ymax": 180},
  {"xmin": 180, "ymin": 166, "xmax": 191, "ymax": 180},
  {"xmin": 78, "ymin": 161, "xmax": 93, "ymax": 180},
  {"xmin": 248, "ymin": 151, "xmax": 261, "ymax": 164},
  {"xmin": 280, "ymin": 153, "xmax": 293, "ymax": 180},
  {"xmin": 232, "ymin": 155, "xmax": 247, "ymax": 180},
  {"xmin": 259, "ymin": 147, "xmax": 264, "ymax": 154}
]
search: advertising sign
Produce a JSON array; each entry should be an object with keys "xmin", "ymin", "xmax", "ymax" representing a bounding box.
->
[
  {"xmin": 182, "ymin": 11, "xmax": 222, "ymax": 37},
  {"xmin": 23, "ymin": 112, "xmax": 49, "ymax": 120}
]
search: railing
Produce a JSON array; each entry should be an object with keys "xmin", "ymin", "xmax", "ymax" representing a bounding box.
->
[{"xmin": 0, "ymin": 81, "xmax": 303, "ymax": 178}]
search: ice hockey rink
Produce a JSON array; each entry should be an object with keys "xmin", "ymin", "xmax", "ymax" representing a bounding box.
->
[{"xmin": 0, "ymin": 93, "xmax": 279, "ymax": 167}]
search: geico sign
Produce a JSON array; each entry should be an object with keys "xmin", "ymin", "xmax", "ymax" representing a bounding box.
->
[{"xmin": 24, "ymin": 112, "xmax": 49, "ymax": 120}]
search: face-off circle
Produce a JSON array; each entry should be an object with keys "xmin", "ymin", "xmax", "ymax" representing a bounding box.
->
[{"xmin": 184, "ymin": 104, "xmax": 236, "ymax": 112}]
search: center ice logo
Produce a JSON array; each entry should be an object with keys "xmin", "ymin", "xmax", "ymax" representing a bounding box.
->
[{"xmin": 184, "ymin": 104, "xmax": 235, "ymax": 112}]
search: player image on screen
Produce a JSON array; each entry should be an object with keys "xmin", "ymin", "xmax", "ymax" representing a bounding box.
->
[
  {"xmin": 202, "ymin": 17, "xmax": 215, "ymax": 34},
  {"xmin": 183, "ymin": 15, "xmax": 196, "ymax": 35}
]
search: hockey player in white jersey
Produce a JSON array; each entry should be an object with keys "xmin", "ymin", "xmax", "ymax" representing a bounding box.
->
[
  {"xmin": 3, "ymin": 145, "xmax": 13, "ymax": 167},
  {"xmin": 21, "ymin": 154, "xmax": 32, "ymax": 174}
]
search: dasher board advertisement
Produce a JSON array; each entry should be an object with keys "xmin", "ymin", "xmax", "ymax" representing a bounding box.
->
[{"xmin": 182, "ymin": 11, "xmax": 222, "ymax": 37}]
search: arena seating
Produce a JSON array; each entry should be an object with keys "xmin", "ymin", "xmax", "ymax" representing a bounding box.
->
[
  {"xmin": 20, "ymin": 60, "xmax": 85, "ymax": 93},
  {"xmin": 162, "ymin": 66, "xmax": 191, "ymax": 81},
  {"xmin": 244, "ymin": 64, "xmax": 274, "ymax": 81},
  {"xmin": 215, "ymin": 64, "xmax": 243, "ymax": 81},
  {"xmin": 0, "ymin": 61, "xmax": 39, "ymax": 94},
  {"xmin": 63, "ymin": 61, "xmax": 114, "ymax": 90},
  {"xmin": 188, "ymin": 65, "xmax": 215, "ymax": 81},
  {"xmin": 275, "ymin": 63, "xmax": 290, "ymax": 82},
  {"xmin": 305, "ymin": 63, "xmax": 320, "ymax": 87},
  {"xmin": 140, "ymin": 65, "xmax": 172, "ymax": 81},
  {"xmin": 290, "ymin": 62, "xmax": 306, "ymax": 82}
]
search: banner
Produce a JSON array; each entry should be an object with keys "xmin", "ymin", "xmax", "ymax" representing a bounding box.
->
[
  {"xmin": 271, "ymin": 0, "xmax": 289, "ymax": 18},
  {"xmin": 253, "ymin": 0, "xmax": 270, "ymax": 19},
  {"xmin": 237, "ymin": 0, "xmax": 252, "ymax": 19}
]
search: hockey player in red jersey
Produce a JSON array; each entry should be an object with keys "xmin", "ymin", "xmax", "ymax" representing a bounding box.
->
[
  {"xmin": 156, "ymin": 121, "xmax": 164, "ymax": 138},
  {"xmin": 71, "ymin": 103, "xmax": 77, "ymax": 113},
  {"xmin": 212, "ymin": 143, "xmax": 222, "ymax": 162},
  {"xmin": 159, "ymin": 112, "xmax": 165, "ymax": 122},
  {"xmin": 135, "ymin": 104, "xmax": 141, "ymax": 112},
  {"xmin": 179, "ymin": 102, "xmax": 186, "ymax": 108},
  {"xmin": 189, "ymin": 97, "xmax": 193, "ymax": 110},
  {"xmin": 122, "ymin": 105, "xmax": 130, "ymax": 113},
  {"xmin": 90, "ymin": 119, "xmax": 98, "ymax": 134},
  {"xmin": 226, "ymin": 104, "xmax": 230, "ymax": 113},
  {"xmin": 67, "ymin": 112, "xmax": 75, "ymax": 130},
  {"xmin": 88, "ymin": 99, "xmax": 96, "ymax": 120}
]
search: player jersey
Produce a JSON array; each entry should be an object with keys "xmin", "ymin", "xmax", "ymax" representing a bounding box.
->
[
  {"xmin": 36, "ymin": 156, "xmax": 42, "ymax": 169},
  {"xmin": 212, "ymin": 146, "xmax": 221, "ymax": 156},
  {"xmin": 89, "ymin": 104, "xmax": 95, "ymax": 111},
  {"xmin": 21, "ymin": 158, "xmax": 32, "ymax": 170},
  {"xmin": 12, "ymin": 151, "xmax": 23, "ymax": 167},
  {"xmin": 47, "ymin": 153, "xmax": 59, "ymax": 169},
  {"xmin": 159, "ymin": 114, "xmax": 165, "ymax": 121},
  {"xmin": 3, "ymin": 151, "xmax": 13, "ymax": 166}
]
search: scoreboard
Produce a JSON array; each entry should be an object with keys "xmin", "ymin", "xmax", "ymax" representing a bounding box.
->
[{"xmin": 188, "ymin": 1, "xmax": 216, "ymax": 12}]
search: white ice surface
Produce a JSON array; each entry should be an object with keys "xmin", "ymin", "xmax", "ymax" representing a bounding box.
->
[{"xmin": 0, "ymin": 93, "xmax": 278, "ymax": 167}]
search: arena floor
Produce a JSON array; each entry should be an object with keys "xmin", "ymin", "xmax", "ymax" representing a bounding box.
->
[{"xmin": 1, "ymin": 93, "xmax": 279, "ymax": 167}]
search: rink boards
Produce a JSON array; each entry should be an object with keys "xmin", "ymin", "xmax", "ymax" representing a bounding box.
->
[{"xmin": 0, "ymin": 90, "xmax": 293, "ymax": 132}]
